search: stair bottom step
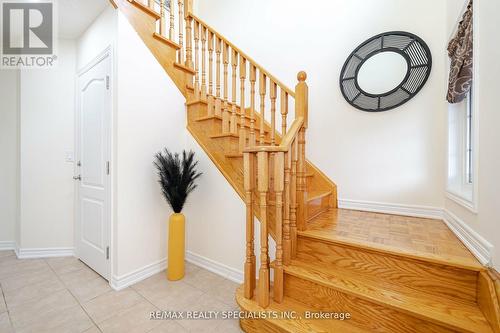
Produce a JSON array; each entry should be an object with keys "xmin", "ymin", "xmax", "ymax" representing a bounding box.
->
[
  {"xmin": 283, "ymin": 260, "xmax": 492, "ymax": 333},
  {"xmin": 236, "ymin": 284, "xmax": 370, "ymax": 333}
]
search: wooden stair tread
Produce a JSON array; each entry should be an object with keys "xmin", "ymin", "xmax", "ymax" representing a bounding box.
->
[
  {"xmin": 300, "ymin": 208, "xmax": 484, "ymax": 271},
  {"xmin": 306, "ymin": 190, "xmax": 331, "ymax": 202},
  {"xmin": 210, "ymin": 133, "xmax": 239, "ymax": 139},
  {"xmin": 236, "ymin": 284, "xmax": 370, "ymax": 333},
  {"xmin": 174, "ymin": 61, "xmax": 196, "ymax": 74},
  {"xmin": 129, "ymin": 0, "xmax": 160, "ymax": 20},
  {"xmin": 194, "ymin": 113, "xmax": 269, "ymax": 133},
  {"xmin": 284, "ymin": 259, "xmax": 493, "ymax": 333},
  {"xmin": 195, "ymin": 115, "xmax": 223, "ymax": 122},
  {"xmin": 152, "ymin": 32, "xmax": 181, "ymax": 49}
]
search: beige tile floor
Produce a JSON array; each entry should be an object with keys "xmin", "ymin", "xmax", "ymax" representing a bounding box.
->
[{"xmin": 0, "ymin": 250, "xmax": 243, "ymax": 333}]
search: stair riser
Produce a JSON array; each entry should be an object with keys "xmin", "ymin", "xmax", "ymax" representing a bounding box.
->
[
  {"xmin": 211, "ymin": 136, "xmax": 239, "ymax": 152},
  {"xmin": 306, "ymin": 195, "xmax": 331, "ymax": 221},
  {"xmin": 284, "ymin": 274, "xmax": 457, "ymax": 333},
  {"xmin": 187, "ymin": 102, "xmax": 208, "ymax": 121},
  {"xmin": 196, "ymin": 118, "xmax": 222, "ymax": 135},
  {"xmin": 240, "ymin": 318, "xmax": 288, "ymax": 333},
  {"xmin": 296, "ymin": 236, "xmax": 478, "ymax": 303}
]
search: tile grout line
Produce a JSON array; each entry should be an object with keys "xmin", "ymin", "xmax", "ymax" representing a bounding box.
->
[
  {"xmin": 2, "ymin": 255, "xmax": 54, "ymax": 332},
  {"xmin": 0, "ymin": 283, "xmax": 16, "ymax": 333},
  {"xmin": 3, "ymin": 254, "xmax": 240, "ymax": 333},
  {"xmin": 44, "ymin": 257, "xmax": 103, "ymax": 333}
]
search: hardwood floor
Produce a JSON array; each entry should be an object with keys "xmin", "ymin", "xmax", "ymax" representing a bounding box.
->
[{"xmin": 302, "ymin": 208, "xmax": 481, "ymax": 270}]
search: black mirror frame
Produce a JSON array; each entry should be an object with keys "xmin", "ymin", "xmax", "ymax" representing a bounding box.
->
[{"xmin": 339, "ymin": 31, "xmax": 432, "ymax": 112}]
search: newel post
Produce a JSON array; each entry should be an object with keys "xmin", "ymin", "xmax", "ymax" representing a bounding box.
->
[{"xmin": 295, "ymin": 71, "xmax": 308, "ymax": 231}]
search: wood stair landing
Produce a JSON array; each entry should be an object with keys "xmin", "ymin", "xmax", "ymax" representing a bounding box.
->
[{"xmin": 300, "ymin": 208, "xmax": 482, "ymax": 270}]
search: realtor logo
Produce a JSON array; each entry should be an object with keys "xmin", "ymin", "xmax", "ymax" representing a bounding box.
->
[{"xmin": 1, "ymin": 0, "xmax": 57, "ymax": 68}]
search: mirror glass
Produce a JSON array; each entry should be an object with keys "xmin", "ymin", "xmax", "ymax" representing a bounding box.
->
[{"xmin": 357, "ymin": 52, "xmax": 408, "ymax": 95}]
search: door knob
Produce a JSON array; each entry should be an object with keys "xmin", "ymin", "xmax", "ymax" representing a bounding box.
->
[{"xmin": 73, "ymin": 175, "xmax": 81, "ymax": 181}]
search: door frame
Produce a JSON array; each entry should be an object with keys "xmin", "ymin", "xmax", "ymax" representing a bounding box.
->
[{"xmin": 74, "ymin": 45, "xmax": 114, "ymax": 281}]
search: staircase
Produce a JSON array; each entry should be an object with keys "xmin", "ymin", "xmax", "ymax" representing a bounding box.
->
[{"xmin": 112, "ymin": 1, "xmax": 500, "ymax": 332}]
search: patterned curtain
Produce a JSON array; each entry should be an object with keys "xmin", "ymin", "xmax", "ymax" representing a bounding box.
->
[{"xmin": 447, "ymin": 0, "xmax": 473, "ymax": 103}]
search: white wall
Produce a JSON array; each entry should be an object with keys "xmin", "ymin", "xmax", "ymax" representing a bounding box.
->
[
  {"xmin": 77, "ymin": 6, "xmax": 118, "ymax": 71},
  {"xmin": 444, "ymin": 0, "xmax": 500, "ymax": 271},
  {"xmin": 196, "ymin": 0, "xmax": 448, "ymax": 210},
  {"xmin": 0, "ymin": 70, "xmax": 20, "ymax": 245},
  {"xmin": 18, "ymin": 40, "xmax": 76, "ymax": 249},
  {"xmin": 113, "ymin": 12, "xmax": 246, "ymax": 279}
]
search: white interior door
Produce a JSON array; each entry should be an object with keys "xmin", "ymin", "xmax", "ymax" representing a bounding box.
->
[{"xmin": 75, "ymin": 51, "xmax": 111, "ymax": 280}]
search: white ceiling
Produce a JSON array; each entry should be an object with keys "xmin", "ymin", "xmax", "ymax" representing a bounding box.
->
[{"xmin": 58, "ymin": 0, "xmax": 110, "ymax": 39}]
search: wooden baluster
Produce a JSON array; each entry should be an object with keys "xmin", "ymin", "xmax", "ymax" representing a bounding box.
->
[
  {"xmin": 283, "ymin": 150, "xmax": 291, "ymax": 265},
  {"xmin": 230, "ymin": 49, "xmax": 238, "ymax": 134},
  {"xmin": 177, "ymin": 0, "xmax": 184, "ymax": 63},
  {"xmin": 281, "ymin": 89, "xmax": 288, "ymax": 135},
  {"xmin": 274, "ymin": 152, "xmax": 285, "ymax": 303},
  {"xmin": 215, "ymin": 37, "xmax": 222, "ymax": 117},
  {"xmin": 200, "ymin": 25, "xmax": 207, "ymax": 102},
  {"xmin": 297, "ymin": 128, "xmax": 307, "ymax": 231},
  {"xmin": 159, "ymin": 0, "xmax": 165, "ymax": 36},
  {"xmin": 222, "ymin": 42, "xmax": 230, "ymax": 133},
  {"xmin": 193, "ymin": 21, "xmax": 200, "ymax": 99},
  {"xmin": 257, "ymin": 151, "xmax": 270, "ymax": 308},
  {"xmin": 184, "ymin": 1, "xmax": 193, "ymax": 69},
  {"xmin": 290, "ymin": 138, "xmax": 298, "ymax": 257},
  {"xmin": 148, "ymin": 0, "xmax": 153, "ymax": 9},
  {"xmin": 239, "ymin": 57, "xmax": 247, "ymax": 152},
  {"xmin": 169, "ymin": 0, "xmax": 175, "ymax": 40},
  {"xmin": 207, "ymin": 31, "xmax": 214, "ymax": 114},
  {"xmin": 270, "ymin": 81, "xmax": 277, "ymax": 145},
  {"xmin": 243, "ymin": 152, "xmax": 256, "ymax": 299},
  {"xmin": 295, "ymin": 72, "xmax": 308, "ymax": 231},
  {"xmin": 259, "ymin": 72, "xmax": 267, "ymax": 145},
  {"xmin": 249, "ymin": 65, "xmax": 256, "ymax": 146}
]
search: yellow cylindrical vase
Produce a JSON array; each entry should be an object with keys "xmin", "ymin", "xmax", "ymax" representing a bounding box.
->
[{"xmin": 167, "ymin": 213, "xmax": 185, "ymax": 281}]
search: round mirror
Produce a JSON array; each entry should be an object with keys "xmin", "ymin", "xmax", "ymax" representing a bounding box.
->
[
  {"xmin": 357, "ymin": 52, "xmax": 408, "ymax": 95},
  {"xmin": 339, "ymin": 31, "xmax": 432, "ymax": 112}
]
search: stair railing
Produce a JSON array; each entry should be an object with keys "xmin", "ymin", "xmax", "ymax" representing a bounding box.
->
[
  {"xmin": 185, "ymin": 13, "xmax": 296, "ymax": 151},
  {"xmin": 242, "ymin": 73, "xmax": 308, "ymax": 308},
  {"xmin": 134, "ymin": 0, "xmax": 296, "ymax": 150},
  {"xmin": 135, "ymin": 0, "xmax": 309, "ymax": 308}
]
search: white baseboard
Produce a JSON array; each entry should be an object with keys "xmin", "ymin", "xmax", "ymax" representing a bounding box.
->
[
  {"xmin": 109, "ymin": 252, "xmax": 242, "ymax": 291},
  {"xmin": 0, "ymin": 241, "xmax": 16, "ymax": 251},
  {"xmin": 16, "ymin": 247, "xmax": 75, "ymax": 259},
  {"xmin": 338, "ymin": 199, "xmax": 444, "ymax": 219},
  {"xmin": 443, "ymin": 209, "xmax": 493, "ymax": 266},
  {"xmin": 186, "ymin": 251, "xmax": 243, "ymax": 284},
  {"xmin": 110, "ymin": 258, "xmax": 167, "ymax": 291}
]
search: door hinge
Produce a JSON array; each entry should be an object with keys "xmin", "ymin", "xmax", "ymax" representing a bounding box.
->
[
  {"xmin": 106, "ymin": 161, "xmax": 110, "ymax": 175},
  {"xmin": 106, "ymin": 246, "xmax": 110, "ymax": 260},
  {"xmin": 106, "ymin": 75, "xmax": 110, "ymax": 90}
]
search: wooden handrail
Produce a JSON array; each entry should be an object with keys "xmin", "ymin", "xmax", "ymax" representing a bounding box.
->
[
  {"xmin": 187, "ymin": 13, "xmax": 295, "ymax": 98},
  {"xmin": 243, "ymin": 117, "xmax": 304, "ymax": 153}
]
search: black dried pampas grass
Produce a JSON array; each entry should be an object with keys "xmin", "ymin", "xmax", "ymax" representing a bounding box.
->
[{"xmin": 154, "ymin": 149, "xmax": 202, "ymax": 213}]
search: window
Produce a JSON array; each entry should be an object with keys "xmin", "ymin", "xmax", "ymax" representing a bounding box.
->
[
  {"xmin": 465, "ymin": 88, "xmax": 473, "ymax": 184},
  {"xmin": 447, "ymin": 88, "xmax": 475, "ymax": 210}
]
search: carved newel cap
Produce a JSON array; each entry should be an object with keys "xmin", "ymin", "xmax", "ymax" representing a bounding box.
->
[{"xmin": 297, "ymin": 71, "xmax": 307, "ymax": 82}]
